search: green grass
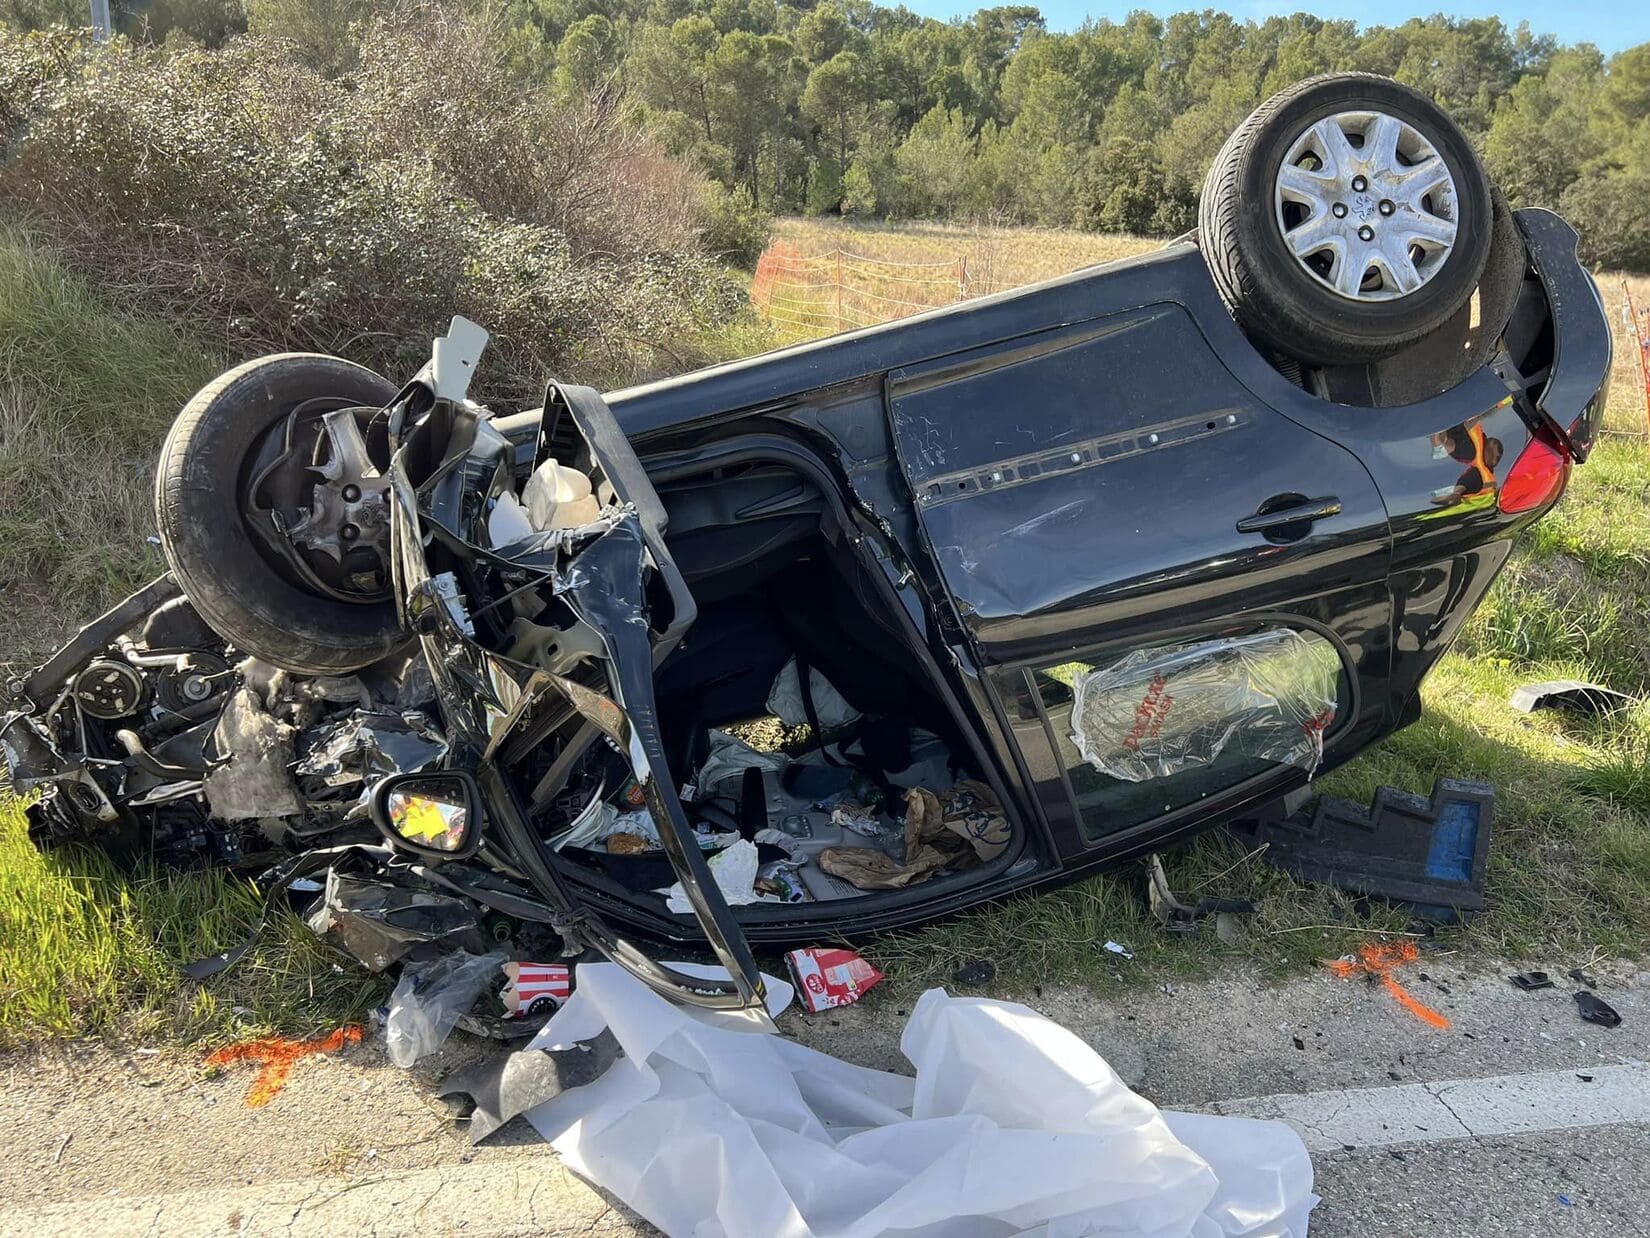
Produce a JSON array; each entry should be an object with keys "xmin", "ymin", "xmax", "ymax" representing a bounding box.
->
[
  {"xmin": 0, "ymin": 227, "xmax": 382, "ymax": 1047},
  {"xmin": 0, "ymin": 794, "xmax": 381, "ymax": 1049},
  {"xmin": 0, "ymin": 221, "xmax": 223, "ymax": 671}
]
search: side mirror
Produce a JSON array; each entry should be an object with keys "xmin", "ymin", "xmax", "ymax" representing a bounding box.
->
[{"xmin": 369, "ymin": 771, "xmax": 483, "ymax": 860}]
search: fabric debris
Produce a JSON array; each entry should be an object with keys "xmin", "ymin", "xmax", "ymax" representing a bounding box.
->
[
  {"xmin": 694, "ymin": 728, "xmax": 786, "ymax": 793},
  {"xmin": 521, "ymin": 964, "xmax": 1316, "ymax": 1237},
  {"xmin": 202, "ymin": 687, "xmax": 303, "ymax": 820},
  {"xmin": 550, "ymin": 802, "xmax": 657, "ymax": 853},
  {"xmin": 767, "ymin": 657, "xmax": 861, "ymax": 732},
  {"xmin": 205, "ymin": 1025, "xmax": 363, "ymax": 1108}
]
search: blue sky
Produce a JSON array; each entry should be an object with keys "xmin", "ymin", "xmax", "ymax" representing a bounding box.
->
[{"xmin": 896, "ymin": 2, "xmax": 1650, "ymax": 54}]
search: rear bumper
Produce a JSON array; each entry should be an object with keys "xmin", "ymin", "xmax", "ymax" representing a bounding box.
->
[{"xmin": 1516, "ymin": 208, "xmax": 1612, "ymax": 462}]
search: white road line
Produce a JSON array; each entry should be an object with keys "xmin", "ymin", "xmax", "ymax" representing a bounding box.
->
[{"xmin": 1216, "ymin": 1061, "xmax": 1650, "ymax": 1152}]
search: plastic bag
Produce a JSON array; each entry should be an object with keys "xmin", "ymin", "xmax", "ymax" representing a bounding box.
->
[
  {"xmin": 522, "ymin": 964, "xmax": 1316, "ymax": 1237},
  {"xmin": 661, "ymin": 838, "xmax": 764, "ymax": 913},
  {"xmin": 1070, "ymin": 628, "xmax": 1339, "ymax": 783},
  {"xmin": 384, "ymin": 949, "xmax": 509, "ymax": 1067}
]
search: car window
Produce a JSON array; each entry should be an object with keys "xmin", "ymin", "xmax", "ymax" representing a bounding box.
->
[{"xmin": 1030, "ymin": 627, "xmax": 1348, "ymax": 842}]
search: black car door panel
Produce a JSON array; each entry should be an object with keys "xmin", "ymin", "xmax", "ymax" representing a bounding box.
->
[
  {"xmin": 885, "ymin": 304, "xmax": 1394, "ymax": 858},
  {"xmin": 886, "ymin": 305, "xmax": 1392, "ymax": 659}
]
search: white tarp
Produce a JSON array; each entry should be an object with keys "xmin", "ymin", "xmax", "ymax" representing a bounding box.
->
[{"xmin": 525, "ymin": 964, "xmax": 1315, "ymax": 1237}]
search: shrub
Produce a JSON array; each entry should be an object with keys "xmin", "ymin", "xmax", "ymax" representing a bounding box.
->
[
  {"xmin": 697, "ymin": 183, "xmax": 772, "ymax": 269},
  {"xmin": 840, "ymin": 161, "xmax": 878, "ymax": 216},
  {"xmin": 805, "ymin": 157, "xmax": 844, "ymax": 216},
  {"xmin": 0, "ymin": 10, "xmax": 752, "ymax": 400},
  {"xmin": 1562, "ymin": 170, "xmax": 1650, "ymax": 273}
]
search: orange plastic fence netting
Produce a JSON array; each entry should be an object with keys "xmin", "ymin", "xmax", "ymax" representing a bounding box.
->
[
  {"xmin": 751, "ymin": 242, "xmax": 1001, "ymax": 339},
  {"xmin": 1324, "ymin": 940, "xmax": 1450, "ymax": 1029},
  {"xmin": 1622, "ymin": 282, "xmax": 1650, "ymax": 435},
  {"xmin": 205, "ymin": 1025, "xmax": 365, "ymax": 1108}
]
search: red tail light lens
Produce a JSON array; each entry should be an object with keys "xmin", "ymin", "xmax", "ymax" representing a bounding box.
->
[{"xmin": 1498, "ymin": 430, "xmax": 1571, "ymax": 514}]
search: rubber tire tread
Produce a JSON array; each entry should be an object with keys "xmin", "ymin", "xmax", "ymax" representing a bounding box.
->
[
  {"xmin": 155, "ymin": 353, "xmax": 406, "ymax": 676},
  {"xmin": 1199, "ymin": 72, "xmax": 1492, "ymax": 366}
]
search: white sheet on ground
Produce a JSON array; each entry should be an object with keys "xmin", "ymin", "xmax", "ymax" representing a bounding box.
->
[{"xmin": 525, "ymin": 964, "xmax": 1315, "ymax": 1237}]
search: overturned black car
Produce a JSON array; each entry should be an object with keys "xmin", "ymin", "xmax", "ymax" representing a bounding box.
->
[{"xmin": 1, "ymin": 75, "xmax": 1612, "ymax": 1019}]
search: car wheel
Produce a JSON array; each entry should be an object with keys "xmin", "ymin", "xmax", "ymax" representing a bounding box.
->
[
  {"xmin": 1199, "ymin": 73, "xmax": 1493, "ymax": 366},
  {"xmin": 155, "ymin": 353, "xmax": 407, "ymax": 676}
]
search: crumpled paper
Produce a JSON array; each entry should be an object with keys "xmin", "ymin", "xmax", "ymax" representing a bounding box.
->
[
  {"xmin": 662, "ymin": 838, "xmax": 767, "ymax": 913},
  {"xmin": 524, "ymin": 964, "xmax": 1315, "ymax": 1237},
  {"xmin": 820, "ymin": 780, "xmax": 1011, "ymax": 890}
]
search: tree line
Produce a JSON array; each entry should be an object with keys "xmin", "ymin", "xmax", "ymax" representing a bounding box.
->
[
  {"xmin": 6, "ymin": 0, "xmax": 1650, "ymax": 268},
  {"xmin": 512, "ymin": 0, "xmax": 1650, "ymax": 267}
]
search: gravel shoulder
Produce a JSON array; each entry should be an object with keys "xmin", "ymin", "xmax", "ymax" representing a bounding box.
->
[{"xmin": 2, "ymin": 956, "xmax": 1644, "ymax": 1235}]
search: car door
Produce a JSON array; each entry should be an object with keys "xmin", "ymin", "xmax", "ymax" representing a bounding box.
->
[{"xmin": 885, "ymin": 302, "xmax": 1394, "ymax": 859}]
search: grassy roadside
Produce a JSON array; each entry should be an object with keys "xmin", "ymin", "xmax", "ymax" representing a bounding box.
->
[{"xmin": 0, "ymin": 225, "xmax": 381, "ymax": 1046}]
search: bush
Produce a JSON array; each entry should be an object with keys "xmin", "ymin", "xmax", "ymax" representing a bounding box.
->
[
  {"xmin": 840, "ymin": 161, "xmax": 878, "ymax": 216},
  {"xmin": 697, "ymin": 183, "xmax": 771, "ymax": 269},
  {"xmin": 0, "ymin": 11, "xmax": 751, "ymax": 400},
  {"xmin": 805, "ymin": 157, "xmax": 844, "ymax": 215},
  {"xmin": 1562, "ymin": 170, "xmax": 1650, "ymax": 273}
]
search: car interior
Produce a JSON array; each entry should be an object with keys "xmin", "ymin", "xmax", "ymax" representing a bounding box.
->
[{"xmin": 536, "ymin": 451, "xmax": 1019, "ymax": 918}]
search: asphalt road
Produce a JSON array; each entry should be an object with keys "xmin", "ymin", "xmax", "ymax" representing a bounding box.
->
[{"xmin": 3, "ymin": 954, "xmax": 1644, "ymax": 1236}]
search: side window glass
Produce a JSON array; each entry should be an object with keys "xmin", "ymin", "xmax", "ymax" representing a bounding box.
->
[{"xmin": 1032, "ymin": 627, "xmax": 1345, "ymax": 841}]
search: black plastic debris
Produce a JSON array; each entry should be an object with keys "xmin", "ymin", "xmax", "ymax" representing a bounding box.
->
[
  {"xmin": 1569, "ymin": 968, "xmax": 1599, "ymax": 989},
  {"xmin": 1146, "ymin": 853, "xmax": 1255, "ymax": 934},
  {"xmin": 438, "ymin": 1029, "xmax": 623, "ymax": 1142},
  {"xmin": 1232, "ymin": 778, "xmax": 1493, "ymax": 922},
  {"xmin": 1574, "ymin": 991, "xmax": 1621, "ymax": 1028},
  {"xmin": 953, "ymin": 959, "xmax": 996, "ymax": 986},
  {"xmin": 1510, "ymin": 679, "xmax": 1633, "ymax": 716},
  {"xmin": 306, "ymin": 868, "xmax": 489, "ymax": 971},
  {"xmin": 1509, "ymin": 971, "xmax": 1554, "ymax": 992}
]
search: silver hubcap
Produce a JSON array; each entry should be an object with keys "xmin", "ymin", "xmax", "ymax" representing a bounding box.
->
[{"xmin": 1274, "ymin": 110, "xmax": 1458, "ymax": 302}]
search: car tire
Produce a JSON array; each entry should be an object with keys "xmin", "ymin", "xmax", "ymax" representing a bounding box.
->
[
  {"xmin": 1199, "ymin": 73, "xmax": 1493, "ymax": 366},
  {"xmin": 155, "ymin": 353, "xmax": 407, "ymax": 676}
]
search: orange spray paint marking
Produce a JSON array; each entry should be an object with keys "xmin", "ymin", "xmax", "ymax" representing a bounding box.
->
[
  {"xmin": 1324, "ymin": 941, "xmax": 1450, "ymax": 1030},
  {"xmin": 205, "ymin": 1025, "xmax": 363, "ymax": 1108}
]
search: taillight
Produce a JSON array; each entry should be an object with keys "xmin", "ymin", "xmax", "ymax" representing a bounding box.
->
[{"xmin": 1498, "ymin": 429, "xmax": 1571, "ymax": 514}]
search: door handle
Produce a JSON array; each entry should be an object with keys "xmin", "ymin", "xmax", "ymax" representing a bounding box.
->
[{"xmin": 1236, "ymin": 496, "xmax": 1342, "ymax": 534}]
